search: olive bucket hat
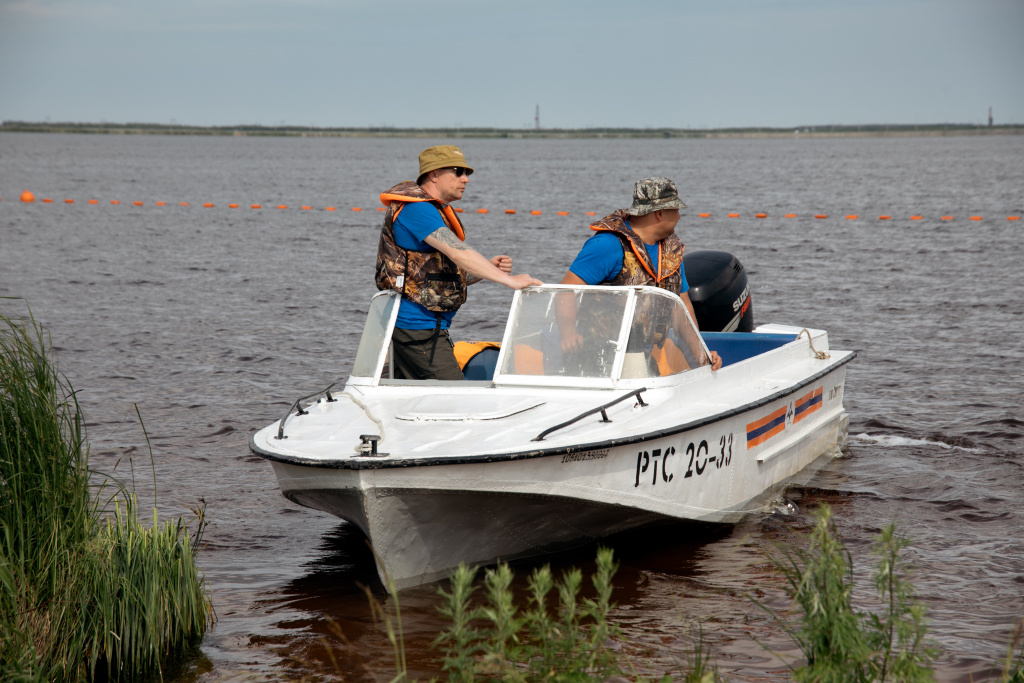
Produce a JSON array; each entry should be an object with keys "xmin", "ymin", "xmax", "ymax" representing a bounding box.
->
[
  {"xmin": 626, "ymin": 177, "xmax": 687, "ymax": 216},
  {"xmin": 418, "ymin": 145, "xmax": 474, "ymax": 177}
]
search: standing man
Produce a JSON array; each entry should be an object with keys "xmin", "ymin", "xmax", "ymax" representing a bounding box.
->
[
  {"xmin": 376, "ymin": 145, "xmax": 542, "ymax": 380},
  {"xmin": 558, "ymin": 177, "xmax": 722, "ymax": 371}
]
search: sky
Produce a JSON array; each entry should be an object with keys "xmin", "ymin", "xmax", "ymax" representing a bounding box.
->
[{"xmin": 1, "ymin": 0, "xmax": 1022, "ymax": 129}]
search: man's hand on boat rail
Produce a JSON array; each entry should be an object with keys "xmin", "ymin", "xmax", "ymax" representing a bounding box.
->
[{"xmin": 710, "ymin": 351, "xmax": 722, "ymax": 371}]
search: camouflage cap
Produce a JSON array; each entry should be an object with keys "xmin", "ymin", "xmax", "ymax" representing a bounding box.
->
[
  {"xmin": 625, "ymin": 177, "xmax": 687, "ymax": 216},
  {"xmin": 418, "ymin": 145, "xmax": 474, "ymax": 177}
]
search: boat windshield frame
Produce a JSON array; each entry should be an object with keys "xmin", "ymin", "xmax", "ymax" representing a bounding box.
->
[
  {"xmin": 347, "ymin": 285, "xmax": 712, "ymax": 388},
  {"xmin": 348, "ymin": 290, "xmax": 401, "ymax": 386},
  {"xmin": 491, "ymin": 284, "xmax": 712, "ymax": 389}
]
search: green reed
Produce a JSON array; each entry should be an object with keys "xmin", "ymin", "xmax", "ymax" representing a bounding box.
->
[
  {"xmin": 432, "ymin": 547, "xmax": 624, "ymax": 682},
  {"xmin": 759, "ymin": 503, "xmax": 938, "ymax": 683},
  {"xmin": 0, "ymin": 308, "xmax": 213, "ymax": 681}
]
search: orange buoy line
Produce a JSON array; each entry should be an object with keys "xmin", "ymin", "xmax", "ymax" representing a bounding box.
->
[{"xmin": 7, "ymin": 195, "xmax": 1020, "ymax": 222}]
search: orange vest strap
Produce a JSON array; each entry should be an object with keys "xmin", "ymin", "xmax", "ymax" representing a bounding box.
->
[
  {"xmin": 380, "ymin": 192, "xmax": 466, "ymax": 241},
  {"xmin": 591, "ymin": 223, "xmax": 659, "ymax": 281}
]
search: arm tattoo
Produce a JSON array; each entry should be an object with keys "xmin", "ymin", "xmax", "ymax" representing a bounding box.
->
[{"xmin": 429, "ymin": 227, "xmax": 470, "ymax": 251}]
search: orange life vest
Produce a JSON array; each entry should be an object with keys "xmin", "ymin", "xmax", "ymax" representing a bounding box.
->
[
  {"xmin": 589, "ymin": 209, "xmax": 684, "ymax": 294},
  {"xmin": 375, "ymin": 181, "xmax": 469, "ymax": 313}
]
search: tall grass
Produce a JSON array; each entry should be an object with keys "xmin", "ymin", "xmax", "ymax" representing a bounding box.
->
[
  {"xmin": 760, "ymin": 503, "xmax": 937, "ymax": 683},
  {"xmin": 347, "ymin": 511, "xmax": 1022, "ymax": 682},
  {"xmin": 0, "ymin": 308, "xmax": 213, "ymax": 681},
  {"xmin": 432, "ymin": 547, "xmax": 624, "ymax": 682}
]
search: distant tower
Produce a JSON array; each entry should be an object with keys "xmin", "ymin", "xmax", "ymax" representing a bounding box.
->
[
  {"xmin": 989, "ymin": 106, "xmax": 994, "ymax": 127},
  {"xmin": 535, "ymin": 105, "xmax": 540, "ymax": 130}
]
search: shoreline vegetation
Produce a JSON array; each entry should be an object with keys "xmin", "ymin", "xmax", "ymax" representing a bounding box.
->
[
  {"xmin": 3, "ymin": 120, "xmax": 1023, "ymax": 139},
  {"xmin": 0, "ymin": 306, "xmax": 213, "ymax": 682},
  {"xmin": 360, "ymin": 506, "xmax": 1024, "ymax": 682}
]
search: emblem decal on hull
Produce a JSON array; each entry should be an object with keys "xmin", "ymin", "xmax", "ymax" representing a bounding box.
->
[
  {"xmin": 746, "ymin": 385, "xmax": 823, "ymax": 448},
  {"xmin": 793, "ymin": 387, "xmax": 823, "ymax": 425}
]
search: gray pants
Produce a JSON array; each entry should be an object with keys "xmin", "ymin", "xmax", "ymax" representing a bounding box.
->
[{"xmin": 391, "ymin": 327, "xmax": 463, "ymax": 380}]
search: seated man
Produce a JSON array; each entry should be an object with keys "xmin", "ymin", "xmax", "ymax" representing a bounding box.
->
[{"xmin": 558, "ymin": 177, "xmax": 722, "ymax": 372}]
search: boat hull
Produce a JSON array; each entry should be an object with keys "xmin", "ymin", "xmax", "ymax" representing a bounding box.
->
[{"xmin": 265, "ymin": 364, "xmax": 849, "ymax": 590}]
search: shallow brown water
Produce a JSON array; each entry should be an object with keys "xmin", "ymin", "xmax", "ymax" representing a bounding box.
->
[{"xmin": 1, "ymin": 132, "xmax": 1022, "ymax": 681}]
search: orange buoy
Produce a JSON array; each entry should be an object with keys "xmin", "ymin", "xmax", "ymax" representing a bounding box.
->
[
  {"xmin": 203, "ymin": 203, "xmax": 214, "ymax": 208},
  {"xmin": 784, "ymin": 213, "xmax": 797, "ymax": 218},
  {"xmin": 755, "ymin": 212, "xmax": 767, "ymax": 218},
  {"xmin": 505, "ymin": 209, "xmax": 516, "ymax": 214},
  {"xmin": 155, "ymin": 201, "xmax": 166, "ymax": 206},
  {"xmin": 878, "ymin": 215, "xmax": 891, "ymax": 220},
  {"xmin": 252, "ymin": 204, "xmax": 262, "ymax": 209},
  {"xmin": 64, "ymin": 198, "xmax": 74, "ymax": 204},
  {"xmin": 111, "ymin": 200, "xmax": 120, "ymax": 205},
  {"xmin": 277, "ymin": 205, "xmax": 287, "ymax": 209},
  {"xmin": 301, "ymin": 206, "xmax": 312, "ymax": 210},
  {"xmin": 376, "ymin": 207, "xmax": 386, "ymax": 212},
  {"xmin": 910, "ymin": 215, "xmax": 923, "ymax": 220},
  {"xmin": 814, "ymin": 214, "xmax": 827, "ymax": 219},
  {"xmin": 324, "ymin": 206, "xmax": 335, "ymax": 211},
  {"xmin": 42, "ymin": 198, "xmax": 53, "ymax": 203},
  {"xmin": 940, "ymin": 216, "xmax": 954, "ymax": 220},
  {"xmin": 454, "ymin": 207, "xmax": 463, "ymax": 213},
  {"xmin": 727, "ymin": 212, "xmax": 739, "ymax": 218},
  {"xmin": 530, "ymin": 210, "xmax": 542, "ymax": 215},
  {"xmin": 697, "ymin": 213, "xmax": 710, "ymax": 218},
  {"xmin": 1008, "ymin": 216, "xmax": 1021, "ymax": 221},
  {"xmin": 20, "ymin": 190, "xmax": 35, "ymax": 202},
  {"xmin": 585, "ymin": 212, "xmax": 596, "ymax": 216},
  {"xmin": 845, "ymin": 215, "xmax": 858, "ymax": 220},
  {"xmin": 557, "ymin": 211, "xmax": 569, "ymax": 216},
  {"xmin": 229, "ymin": 203, "xmax": 239, "ymax": 209},
  {"xmin": 351, "ymin": 207, "xmax": 362, "ymax": 211},
  {"xmin": 477, "ymin": 208, "xmax": 488, "ymax": 214},
  {"xmin": 969, "ymin": 216, "xmax": 982, "ymax": 221},
  {"xmin": 88, "ymin": 199, "xmax": 98, "ymax": 205},
  {"xmin": 180, "ymin": 202, "xmax": 190, "ymax": 207},
  {"xmin": 133, "ymin": 201, "xmax": 144, "ymax": 206}
]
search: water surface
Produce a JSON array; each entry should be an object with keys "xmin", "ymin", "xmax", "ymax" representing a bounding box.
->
[{"xmin": 1, "ymin": 132, "xmax": 1022, "ymax": 681}]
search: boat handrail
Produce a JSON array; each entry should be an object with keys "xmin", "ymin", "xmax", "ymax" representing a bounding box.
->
[
  {"xmin": 532, "ymin": 388, "xmax": 648, "ymax": 442},
  {"xmin": 276, "ymin": 383, "xmax": 337, "ymax": 440}
]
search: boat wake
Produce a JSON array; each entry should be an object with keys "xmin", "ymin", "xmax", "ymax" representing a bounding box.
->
[{"xmin": 850, "ymin": 432, "xmax": 983, "ymax": 453}]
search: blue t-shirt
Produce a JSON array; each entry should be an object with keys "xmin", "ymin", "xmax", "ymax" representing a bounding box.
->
[
  {"xmin": 568, "ymin": 228, "xmax": 689, "ymax": 293},
  {"xmin": 392, "ymin": 201, "xmax": 458, "ymax": 330}
]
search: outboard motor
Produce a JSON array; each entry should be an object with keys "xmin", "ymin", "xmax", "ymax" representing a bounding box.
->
[{"xmin": 682, "ymin": 250, "xmax": 753, "ymax": 332}]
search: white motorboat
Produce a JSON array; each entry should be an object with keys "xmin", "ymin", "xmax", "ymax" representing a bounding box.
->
[{"xmin": 250, "ymin": 282, "xmax": 854, "ymax": 591}]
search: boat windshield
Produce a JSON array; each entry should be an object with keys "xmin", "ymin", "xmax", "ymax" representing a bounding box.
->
[
  {"xmin": 497, "ymin": 286, "xmax": 709, "ymax": 381},
  {"xmin": 351, "ymin": 292, "xmax": 399, "ymax": 378},
  {"xmin": 623, "ymin": 288, "xmax": 710, "ymax": 378}
]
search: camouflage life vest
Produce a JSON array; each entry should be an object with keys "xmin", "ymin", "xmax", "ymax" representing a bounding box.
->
[
  {"xmin": 375, "ymin": 181, "xmax": 469, "ymax": 313},
  {"xmin": 589, "ymin": 210, "xmax": 684, "ymax": 294}
]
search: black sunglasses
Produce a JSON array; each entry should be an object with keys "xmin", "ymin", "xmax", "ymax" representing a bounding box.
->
[{"xmin": 447, "ymin": 167, "xmax": 469, "ymax": 178}]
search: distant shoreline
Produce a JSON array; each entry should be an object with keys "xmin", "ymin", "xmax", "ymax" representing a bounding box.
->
[{"xmin": 3, "ymin": 121, "xmax": 1022, "ymax": 139}]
